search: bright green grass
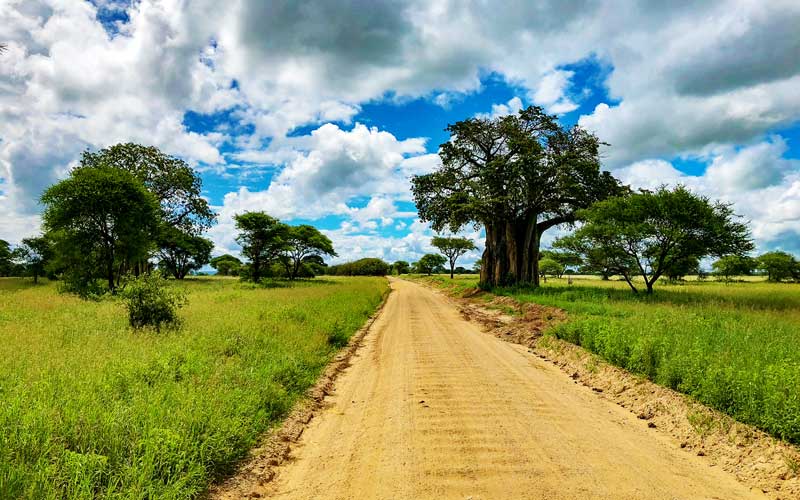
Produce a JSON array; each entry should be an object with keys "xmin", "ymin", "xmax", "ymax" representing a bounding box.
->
[
  {"xmin": 0, "ymin": 276, "xmax": 387, "ymax": 499},
  {"xmin": 414, "ymin": 274, "xmax": 800, "ymax": 445}
]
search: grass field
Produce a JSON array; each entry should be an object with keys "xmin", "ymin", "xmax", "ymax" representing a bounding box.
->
[
  {"xmin": 0, "ymin": 276, "xmax": 387, "ymax": 499},
  {"xmin": 415, "ymin": 274, "xmax": 800, "ymax": 445}
]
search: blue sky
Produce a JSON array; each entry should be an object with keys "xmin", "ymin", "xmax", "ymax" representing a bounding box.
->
[{"xmin": 2, "ymin": 0, "xmax": 800, "ymax": 263}]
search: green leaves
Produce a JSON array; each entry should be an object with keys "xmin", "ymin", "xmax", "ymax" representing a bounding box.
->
[
  {"xmin": 41, "ymin": 165, "xmax": 160, "ymax": 294},
  {"xmin": 573, "ymin": 185, "xmax": 754, "ymax": 293}
]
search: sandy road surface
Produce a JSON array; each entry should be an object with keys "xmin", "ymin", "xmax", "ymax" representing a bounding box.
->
[{"xmin": 266, "ymin": 278, "xmax": 764, "ymax": 499}]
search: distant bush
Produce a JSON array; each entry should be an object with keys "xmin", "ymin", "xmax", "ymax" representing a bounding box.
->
[
  {"xmin": 121, "ymin": 273, "xmax": 186, "ymax": 331},
  {"xmin": 326, "ymin": 258, "xmax": 390, "ymax": 276}
]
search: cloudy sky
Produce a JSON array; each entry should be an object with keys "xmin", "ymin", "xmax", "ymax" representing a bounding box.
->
[{"xmin": 2, "ymin": 0, "xmax": 799, "ymax": 266}]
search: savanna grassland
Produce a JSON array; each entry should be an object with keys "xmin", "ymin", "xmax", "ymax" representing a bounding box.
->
[
  {"xmin": 415, "ymin": 274, "xmax": 800, "ymax": 445},
  {"xmin": 0, "ymin": 276, "xmax": 387, "ymax": 499}
]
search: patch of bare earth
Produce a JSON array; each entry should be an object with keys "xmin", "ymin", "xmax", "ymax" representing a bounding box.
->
[{"xmin": 446, "ymin": 286, "xmax": 800, "ymax": 500}]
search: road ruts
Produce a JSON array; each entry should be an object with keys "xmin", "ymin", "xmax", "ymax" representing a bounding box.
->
[{"xmin": 263, "ymin": 278, "xmax": 765, "ymax": 500}]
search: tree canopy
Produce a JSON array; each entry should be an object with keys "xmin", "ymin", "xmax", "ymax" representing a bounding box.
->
[
  {"xmin": 41, "ymin": 166, "xmax": 160, "ymax": 294},
  {"xmin": 13, "ymin": 235, "xmax": 53, "ymax": 283},
  {"xmin": 392, "ymin": 260, "xmax": 410, "ymax": 275},
  {"xmin": 234, "ymin": 212, "xmax": 290, "ymax": 283},
  {"xmin": 431, "ymin": 236, "xmax": 476, "ymax": 278},
  {"xmin": 757, "ymin": 251, "xmax": 799, "ymax": 282},
  {"xmin": 78, "ymin": 143, "xmax": 216, "ymax": 234},
  {"xmin": 283, "ymin": 225, "xmax": 336, "ymax": 280},
  {"xmin": 712, "ymin": 255, "xmax": 755, "ymax": 281},
  {"xmin": 569, "ymin": 185, "xmax": 753, "ymax": 294},
  {"xmin": 416, "ymin": 253, "xmax": 447, "ymax": 275},
  {"xmin": 210, "ymin": 254, "xmax": 242, "ymax": 276},
  {"xmin": 412, "ymin": 106, "xmax": 624, "ymax": 288},
  {"xmin": 156, "ymin": 226, "xmax": 213, "ymax": 279}
]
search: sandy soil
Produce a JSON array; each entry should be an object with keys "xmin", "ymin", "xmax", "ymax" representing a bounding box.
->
[{"xmin": 227, "ymin": 278, "xmax": 766, "ymax": 499}]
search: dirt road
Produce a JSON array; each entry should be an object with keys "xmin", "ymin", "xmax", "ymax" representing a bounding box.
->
[{"xmin": 266, "ymin": 278, "xmax": 764, "ymax": 499}]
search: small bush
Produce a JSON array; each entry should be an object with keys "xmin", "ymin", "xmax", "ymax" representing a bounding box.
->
[{"xmin": 121, "ymin": 273, "xmax": 186, "ymax": 331}]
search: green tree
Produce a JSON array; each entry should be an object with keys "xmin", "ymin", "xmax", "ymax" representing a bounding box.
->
[
  {"xmin": 571, "ymin": 186, "xmax": 753, "ymax": 294},
  {"xmin": 553, "ymin": 233, "xmax": 614, "ymax": 279},
  {"xmin": 78, "ymin": 143, "xmax": 216, "ymax": 234},
  {"xmin": 412, "ymin": 106, "xmax": 624, "ymax": 288},
  {"xmin": 234, "ymin": 212, "xmax": 290, "ymax": 283},
  {"xmin": 431, "ymin": 236, "xmax": 477, "ymax": 279},
  {"xmin": 327, "ymin": 258, "xmax": 390, "ymax": 276},
  {"xmin": 283, "ymin": 225, "xmax": 336, "ymax": 280},
  {"xmin": 210, "ymin": 254, "xmax": 242, "ymax": 276},
  {"xmin": 539, "ymin": 249, "xmax": 581, "ymax": 278},
  {"xmin": 538, "ymin": 257, "xmax": 563, "ymax": 279},
  {"xmin": 156, "ymin": 226, "xmax": 213, "ymax": 279},
  {"xmin": 41, "ymin": 166, "xmax": 159, "ymax": 294},
  {"xmin": 392, "ymin": 260, "xmax": 410, "ymax": 275},
  {"xmin": 712, "ymin": 255, "xmax": 756, "ymax": 281},
  {"xmin": 757, "ymin": 251, "xmax": 798, "ymax": 282},
  {"xmin": 663, "ymin": 254, "xmax": 700, "ymax": 282},
  {"xmin": 0, "ymin": 239, "xmax": 12, "ymax": 276},
  {"xmin": 417, "ymin": 253, "xmax": 447, "ymax": 275},
  {"xmin": 13, "ymin": 235, "xmax": 53, "ymax": 283}
]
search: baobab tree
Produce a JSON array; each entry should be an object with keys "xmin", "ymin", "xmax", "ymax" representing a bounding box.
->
[{"xmin": 412, "ymin": 106, "xmax": 625, "ymax": 288}]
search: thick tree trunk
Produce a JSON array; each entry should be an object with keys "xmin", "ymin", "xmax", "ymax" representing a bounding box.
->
[{"xmin": 480, "ymin": 215, "xmax": 541, "ymax": 288}]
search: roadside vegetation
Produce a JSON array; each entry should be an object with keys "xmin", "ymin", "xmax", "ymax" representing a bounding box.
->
[
  {"xmin": 414, "ymin": 273, "xmax": 800, "ymax": 445},
  {"xmin": 0, "ymin": 276, "xmax": 387, "ymax": 499}
]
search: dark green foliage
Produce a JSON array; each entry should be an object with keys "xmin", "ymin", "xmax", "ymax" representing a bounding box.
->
[
  {"xmin": 209, "ymin": 254, "xmax": 242, "ymax": 276},
  {"xmin": 234, "ymin": 212, "xmax": 290, "ymax": 283},
  {"xmin": 121, "ymin": 273, "xmax": 186, "ymax": 331},
  {"xmin": 416, "ymin": 253, "xmax": 447, "ymax": 275},
  {"xmin": 78, "ymin": 143, "xmax": 216, "ymax": 235},
  {"xmin": 712, "ymin": 255, "xmax": 756, "ymax": 281},
  {"xmin": 326, "ymin": 258, "xmax": 390, "ymax": 276},
  {"xmin": 156, "ymin": 226, "xmax": 213, "ymax": 279},
  {"xmin": 537, "ymin": 257, "xmax": 563, "ymax": 278},
  {"xmin": 13, "ymin": 235, "xmax": 53, "ymax": 283},
  {"xmin": 757, "ymin": 251, "xmax": 799, "ymax": 282},
  {"xmin": 412, "ymin": 106, "xmax": 624, "ymax": 287},
  {"xmin": 431, "ymin": 236, "xmax": 476, "ymax": 278},
  {"xmin": 571, "ymin": 185, "xmax": 753, "ymax": 293},
  {"xmin": 0, "ymin": 239, "xmax": 13, "ymax": 276},
  {"xmin": 391, "ymin": 260, "xmax": 410, "ymax": 275},
  {"xmin": 283, "ymin": 225, "xmax": 336, "ymax": 280},
  {"xmin": 41, "ymin": 166, "xmax": 160, "ymax": 295}
]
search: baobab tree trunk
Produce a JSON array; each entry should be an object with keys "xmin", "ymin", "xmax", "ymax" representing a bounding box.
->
[{"xmin": 480, "ymin": 214, "xmax": 541, "ymax": 288}]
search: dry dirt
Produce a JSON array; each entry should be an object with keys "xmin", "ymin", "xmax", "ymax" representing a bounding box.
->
[{"xmin": 215, "ymin": 278, "xmax": 783, "ymax": 499}]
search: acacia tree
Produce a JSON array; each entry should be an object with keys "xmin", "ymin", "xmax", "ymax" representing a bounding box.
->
[
  {"xmin": 412, "ymin": 106, "xmax": 624, "ymax": 288},
  {"xmin": 570, "ymin": 186, "xmax": 753, "ymax": 294},
  {"xmin": 234, "ymin": 212, "xmax": 289, "ymax": 282},
  {"xmin": 392, "ymin": 260, "xmax": 410, "ymax": 275},
  {"xmin": 757, "ymin": 251, "xmax": 798, "ymax": 282},
  {"xmin": 41, "ymin": 166, "xmax": 159, "ymax": 293},
  {"xmin": 282, "ymin": 225, "xmax": 336, "ymax": 280},
  {"xmin": 416, "ymin": 253, "xmax": 447, "ymax": 275},
  {"xmin": 156, "ymin": 226, "xmax": 213, "ymax": 279},
  {"xmin": 431, "ymin": 236, "xmax": 476, "ymax": 279},
  {"xmin": 13, "ymin": 236, "xmax": 53, "ymax": 284},
  {"xmin": 0, "ymin": 240, "xmax": 12, "ymax": 276},
  {"xmin": 554, "ymin": 233, "xmax": 613, "ymax": 279},
  {"xmin": 210, "ymin": 254, "xmax": 242, "ymax": 276},
  {"xmin": 712, "ymin": 255, "xmax": 755, "ymax": 281},
  {"xmin": 78, "ymin": 144, "xmax": 215, "ymax": 234}
]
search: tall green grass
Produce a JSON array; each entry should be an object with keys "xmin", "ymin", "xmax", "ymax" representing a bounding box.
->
[
  {"xmin": 0, "ymin": 276, "xmax": 387, "ymax": 499},
  {"xmin": 417, "ymin": 274, "xmax": 800, "ymax": 444}
]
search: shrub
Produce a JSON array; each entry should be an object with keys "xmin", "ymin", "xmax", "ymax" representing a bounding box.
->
[{"xmin": 121, "ymin": 273, "xmax": 186, "ymax": 331}]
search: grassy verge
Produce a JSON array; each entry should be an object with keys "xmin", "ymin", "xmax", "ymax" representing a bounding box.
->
[
  {"xmin": 412, "ymin": 274, "xmax": 800, "ymax": 445},
  {"xmin": 0, "ymin": 276, "xmax": 387, "ymax": 499}
]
